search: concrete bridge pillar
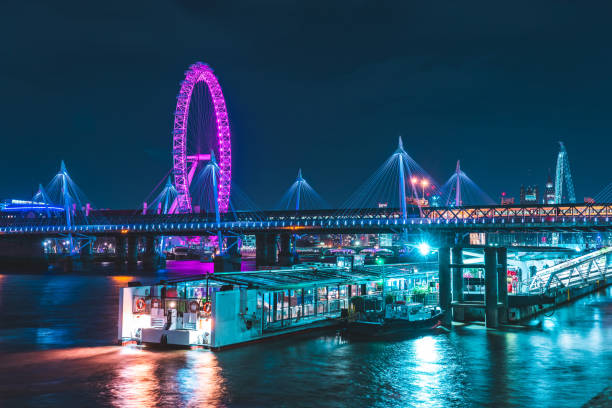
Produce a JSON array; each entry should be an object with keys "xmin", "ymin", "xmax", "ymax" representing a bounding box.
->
[
  {"xmin": 225, "ymin": 236, "xmax": 241, "ymax": 258},
  {"xmin": 127, "ymin": 235, "xmax": 138, "ymax": 271},
  {"xmin": 438, "ymin": 247, "xmax": 451, "ymax": 327},
  {"xmin": 451, "ymin": 247, "xmax": 464, "ymax": 322},
  {"xmin": 452, "ymin": 247, "xmax": 463, "ymax": 302},
  {"xmin": 115, "ymin": 235, "xmax": 127, "ymax": 269},
  {"xmin": 80, "ymin": 239, "xmax": 94, "ymax": 263},
  {"xmin": 497, "ymin": 247, "xmax": 509, "ymax": 323},
  {"xmin": 214, "ymin": 236, "xmax": 242, "ymax": 272},
  {"xmin": 255, "ymin": 233, "xmax": 266, "ymax": 268},
  {"xmin": 141, "ymin": 235, "xmax": 160, "ymax": 271},
  {"xmin": 255, "ymin": 233, "xmax": 277, "ymax": 268},
  {"xmin": 278, "ymin": 232, "xmax": 297, "ymax": 266},
  {"xmin": 484, "ymin": 247, "xmax": 499, "ymax": 328}
]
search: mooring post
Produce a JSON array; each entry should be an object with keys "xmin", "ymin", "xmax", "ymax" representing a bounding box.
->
[
  {"xmin": 438, "ymin": 247, "xmax": 451, "ymax": 327},
  {"xmin": 484, "ymin": 247, "xmax": 499, "ymax": 328}
]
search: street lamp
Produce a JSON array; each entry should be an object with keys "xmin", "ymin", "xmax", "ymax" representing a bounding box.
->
[
  {"xmin": 421, "ymin": 179, "xmax": 429, "ymax": 203},
  {"xmin": 411, "ymin": 177, "xmax": 418, "ymax": 199}
]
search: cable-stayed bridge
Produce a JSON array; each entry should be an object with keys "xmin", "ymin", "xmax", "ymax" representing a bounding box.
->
[{"xmin": 1, "ymin": 61, "xmax": 610, "ymax": 329}]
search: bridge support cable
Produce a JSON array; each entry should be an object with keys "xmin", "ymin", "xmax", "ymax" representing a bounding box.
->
[
  {"xmin": 594, "ymin": 182, "xmax": 612, "ymax": 203},
  {"xmin": 439, "ymin": 160, "xmax": 495, "ymax": 206},
  {"xmin": 277, "ymin": 168, "xmax": 328, "ymax": 211},
  {"xmin": 38, "ymin": 161, "xmax": 93, "ymax": 254},
  {"xmin": 338, "ymin": 136, "xmax": 439, "ymax": 220}
]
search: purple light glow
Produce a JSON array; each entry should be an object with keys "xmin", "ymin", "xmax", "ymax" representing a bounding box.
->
[{"xmin": 172, "ymin": 62, "xmax": 232, "ymax": 213}]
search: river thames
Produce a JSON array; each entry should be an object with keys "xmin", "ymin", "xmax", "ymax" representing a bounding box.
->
[{"xmin": 0, "ymin": 263, "xmax": 610, "ymax": 407}]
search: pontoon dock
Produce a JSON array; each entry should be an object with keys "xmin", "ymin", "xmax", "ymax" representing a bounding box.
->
[{"xmin": 118, "ymin": 264, "xmax": 438, "ymax": 349}]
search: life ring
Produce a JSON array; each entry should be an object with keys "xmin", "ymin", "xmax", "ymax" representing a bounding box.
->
[
  {"xmin": 203, "ymin": 302, "xmax": 212, "ymax": 314},
  {"xmin": 189, "ymin": 300, "xmax": 199, "ymax": 314},
  {"xmin": 151, "ymin": 298, "xmax": 161, "ymax": 309},
  {"xmin": 134, "ymin": 297, "xmax": 146, "ymax": 313}
]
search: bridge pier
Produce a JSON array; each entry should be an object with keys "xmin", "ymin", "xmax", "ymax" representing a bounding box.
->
[
  {"xmin": 484, "ymin": 247, "xmax": 499, "ymax": 328},
  {"xmin": 80, "ymin": 239, "xmax": 94, "ymax": 261},
  {"xmin": 451, "ymin": 247, "xmax": 464, "ymax": 321},
  {"xmin": 438, "ymin": 246, "xmax": 452, "ymax": 327},
  {"xmin": 127, "ymin": 235, "xmax": 138, "ymax": 271},
  {"xmin": 77, "ymin": 239, "xmax": 94, "ymax": 271},
  {"xmin": 278, "ymin": 232, "xmax": 297, "ymax": 266},
  {"xmin": 214, "ymin": 236, "xmax": 242, "ymax": 272},
  {"xmin": 255, "ymin": 233, "xmax": 277, "ymax": 268},
  {"xmin": 497, "ymin": 247, "xmax": 508, "ymax": 323},
  {"xmin": 115, "ymin": 235, "xmax": 127, "ymax": 270},
  {"xmin": 141, "ymin": 235, "xmax": 161, "ymax": 271}
]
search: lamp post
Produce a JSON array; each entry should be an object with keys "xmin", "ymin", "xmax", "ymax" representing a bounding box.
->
[
  {"xmin": 411, "ymin": 177, "xmax": 418, "ymax": 200},
  {"xmin": 421, "ymin": 179, "xmax": 429, "ymax": 204}
]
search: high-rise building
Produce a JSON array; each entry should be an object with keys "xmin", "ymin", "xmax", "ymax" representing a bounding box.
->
[
  {"xmin": 544, "ymin": 172, "xmax": 555, "ymax": 204},
  {"xmin": 520, "ymin": 185, "xmax": 539, "ymax": 204}
]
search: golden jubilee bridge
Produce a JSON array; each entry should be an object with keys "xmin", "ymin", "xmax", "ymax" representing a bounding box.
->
[{"xmin": 0, "ymin": 203, "xmax": 611, "ymax": 237}]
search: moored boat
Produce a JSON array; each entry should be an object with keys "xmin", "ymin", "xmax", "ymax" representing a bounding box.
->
[{"xmin": 344, "ymin": 301, "xmax": 444, "ymax": 337}]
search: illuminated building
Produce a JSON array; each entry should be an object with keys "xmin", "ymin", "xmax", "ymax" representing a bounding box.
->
[
  {"xmin": 519, "ymin": 185, "xmax": 539, "ymax": 204},
  {"xmin": 544, "ymin": 173, "xmax": 555, "ymax": 204}
]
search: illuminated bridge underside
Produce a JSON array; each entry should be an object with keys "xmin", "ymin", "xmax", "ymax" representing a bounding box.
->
[{"xmin": 1, "ymin": 204, "xmax": 611, "ymax": 236}]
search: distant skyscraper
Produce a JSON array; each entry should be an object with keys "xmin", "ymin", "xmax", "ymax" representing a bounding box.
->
[
  {"xmin": 554, "ymin": 142, "xmax": 576, "ymax": 203},
  {"xmin": 545, "ymin": 172, "xmax": 555, "ymax": 204},
  {"xmin": 520, "ymin": 185, "xmax": 539, "ymax": 204}
]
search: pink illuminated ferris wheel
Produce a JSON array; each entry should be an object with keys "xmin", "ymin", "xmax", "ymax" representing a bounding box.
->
[{"xmin": 172, "ymin": 62, "xmax": 231, "ymax": 214}]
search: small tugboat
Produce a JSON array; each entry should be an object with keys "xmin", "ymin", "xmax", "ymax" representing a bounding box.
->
[{"xmin": 344, "ymin": 300, "xmax": 444, "ymax": 337}]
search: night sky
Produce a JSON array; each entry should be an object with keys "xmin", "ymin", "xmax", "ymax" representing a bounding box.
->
[{"xmin": 1, "ymin": 1, "xmax": 611, "ymax": 209}]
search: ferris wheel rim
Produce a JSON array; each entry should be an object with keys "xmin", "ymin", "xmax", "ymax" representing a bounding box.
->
[{"xmin": 172, "ymin": 62, "xmax": 232, "ymax": 213}]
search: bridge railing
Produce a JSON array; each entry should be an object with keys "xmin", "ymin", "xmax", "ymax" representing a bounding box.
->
[
  {"xmin": 423, "ymin": 204, "xmax": 612, "ymax": 220},
  {"xmin": 528, "ymin": 247, "xmax": 612, "ymax": 294}
]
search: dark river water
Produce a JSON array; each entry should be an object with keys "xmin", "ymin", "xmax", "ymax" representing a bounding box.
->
[{"xmin": 0, "ymin": 261, "xmax": 610, "ymax": 407}]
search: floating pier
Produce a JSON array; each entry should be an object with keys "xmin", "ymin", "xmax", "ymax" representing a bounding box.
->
[{"xmin": 118, "ymin": 264, "xmax": 437, "ymax": 349}]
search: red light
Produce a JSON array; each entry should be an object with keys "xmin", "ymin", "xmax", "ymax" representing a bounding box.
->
[{"xmin": 502, "ymin": 192, "xmax": 506, "ymax": 196}]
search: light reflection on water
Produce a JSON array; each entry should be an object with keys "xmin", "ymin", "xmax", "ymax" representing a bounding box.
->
[{"xmin": 0, "ymin": 265, "xmax": 610, "ymax": 407}]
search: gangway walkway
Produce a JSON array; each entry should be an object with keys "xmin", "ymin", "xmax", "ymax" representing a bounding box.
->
[{"xmin": 529, "ymin": 247, "xmax": 612, "ymax": 294}]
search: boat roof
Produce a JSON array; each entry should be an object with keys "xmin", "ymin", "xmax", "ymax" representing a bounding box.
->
[{"xmin": 151, "ymin": 263, "xmax": 438, "ymax": 292}]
